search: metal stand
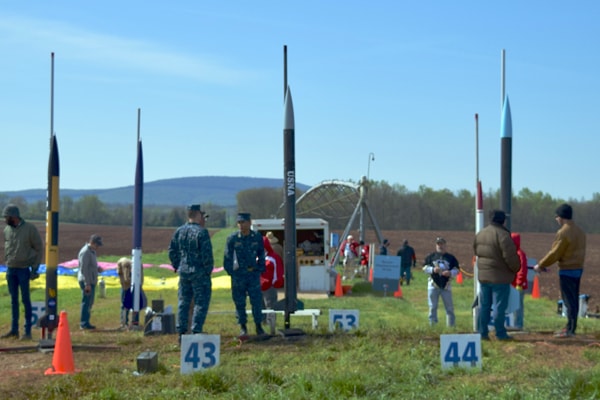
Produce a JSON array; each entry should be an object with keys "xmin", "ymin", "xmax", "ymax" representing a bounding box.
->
[{"xmin": 330, "ymin": 176, "xmax": 384, "ymax": 269}]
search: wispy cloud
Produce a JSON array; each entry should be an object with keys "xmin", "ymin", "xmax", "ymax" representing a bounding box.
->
[{"xmin": 0, "ymin": 14, "xmax": 254, "ymax": 85}]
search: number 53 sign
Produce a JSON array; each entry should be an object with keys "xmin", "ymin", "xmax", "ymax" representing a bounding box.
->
[
  {"xmin": 440, "ymin": 334, "xmax": 482, "ymax": 370},
  {"xmin": 31, "ymin": 301, "xmax": 46, "ymax": 326},
  {"xmin": 328, "ymin": 309, "xmax": 359, "ymax": 332}
]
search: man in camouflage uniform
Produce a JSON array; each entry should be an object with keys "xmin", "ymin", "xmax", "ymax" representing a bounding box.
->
[
  {"xmin": 169, "ymin": 204, "xmax": 214, "ymax": 341},
  {"xmin": 224, "ymin": 212, "xmax": 266, "ymax": 337}
]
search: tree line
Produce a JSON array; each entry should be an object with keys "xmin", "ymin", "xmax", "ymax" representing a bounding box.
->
[{"xmin": 1, "ymin": 182, "xmax": 598, "ymax": 233}]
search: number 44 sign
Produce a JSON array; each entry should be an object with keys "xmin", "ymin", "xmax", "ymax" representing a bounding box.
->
[
  {"xmin": 440, "ymin": 334, "xmax": 482, "ymax": 370},
  {"xmin": 180, "ymin": 334, "xmax": 220, "ymax": 374}
]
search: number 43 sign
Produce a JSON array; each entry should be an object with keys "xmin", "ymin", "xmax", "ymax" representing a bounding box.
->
[
  {"xmin": 180, "ymin": 334, "xmax": 220, "ymax": 374},
  {"xmin": 440, "ymin": 334, "xmax": 482, "ymax": 370}
]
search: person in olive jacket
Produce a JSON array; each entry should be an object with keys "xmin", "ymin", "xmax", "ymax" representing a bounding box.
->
[
  {"xmin": 474, "ymin": 209, "xmax": 520, "ymax": 340},
  {"xmin": 534, "ymin": 203, "xmax": 586, "ymax": 338}
]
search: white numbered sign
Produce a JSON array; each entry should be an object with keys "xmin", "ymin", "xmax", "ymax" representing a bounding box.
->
[
  {"xmin": 31, "ymin": 301, "xmax": 46, "ymax": 327},
  {"xmin": 151, "ymin": 315, "xmax": 163, "ymax": 332},
  {"xmin": 180, "ymin": 334, "xmax": 220, "ymax": 374},
  {"xmin": 440, "ymin": 334, "xmax": 482, "ymax": 370},
  {"xmin": 329, "ymin": 309, "xmax": 359, "ymax": 332}
]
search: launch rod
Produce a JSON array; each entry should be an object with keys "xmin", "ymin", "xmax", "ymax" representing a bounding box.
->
[
  {"xmin": 283, "ymin": 45, "xmax": 288, "ymax": 101},
  {"xmin": 501, "ymin": 49, "xmax": 505, "ymax": 113},
  {"xmin": 475, "ymin": 113, "xmax": 479, "ymax": 184},
  {"xmin": 50, "ymin": 52, "xmax": 54, "ymax": 140}
]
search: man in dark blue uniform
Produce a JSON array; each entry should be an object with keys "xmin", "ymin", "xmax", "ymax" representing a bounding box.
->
[
  {"xmin": 224, "ymin": 212, "xmax": 266, "ymax": 337},
  {"xmin": 169, "ymin": 204, "xmax": 214, "ymax": 342}
]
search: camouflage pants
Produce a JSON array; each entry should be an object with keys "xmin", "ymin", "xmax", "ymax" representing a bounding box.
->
[
  {"xmin": 231, "ymin": 272, "xmax": 262, "ymax": 326},
  {"xmin": 177, "ymin": 271, "xmax": 212, "ymax": 334}
]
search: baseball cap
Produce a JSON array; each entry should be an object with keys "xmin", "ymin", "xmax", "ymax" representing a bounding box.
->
[
  {"xmin": 236, "ymin": 212, "xmax": 251, "ymax": 222},
  {"xmin": 90, "ymin": 234, "xmax": 103, "ymax": 246}
]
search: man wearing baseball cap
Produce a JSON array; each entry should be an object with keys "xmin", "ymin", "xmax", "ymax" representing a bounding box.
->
[
  {"xmin": 77, "ymin": 234, "xmax": 104, "ymax": 330},
  {"xmin": 223, "ymin": 212, "xmax": 266, "ymax": 337},
  {"xmin": 168, "ymin": 204, "xmax": 214, "ymax": 342},
  {"xmin": 1, "ymin": 204, "xmax": 43, "ymax": 340},
  {"xmin": 534, "ymin": 204, "xmax": 586, "ymax": 338},
  {"xmin": 474, "ymin": 210, "xmax": 520, "ymax": 340},
  {"xmin": 422, "ymin": 237, "xmax": 460, "ymax": 327}
]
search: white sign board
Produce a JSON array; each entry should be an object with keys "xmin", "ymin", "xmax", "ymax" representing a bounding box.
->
[
  {"xmin": 440, "ymin": 334, "xmax": 482, "ymax": 370},
  {"xmin": 329, "ymin": 309, "xmax": 359, "ymax": 332},
  {"xmin": 180, "ymin": 334, "xmax": 220, "ymax": 374},
  {"xmin": 151, "ymin": 315, "xmax": 163, "ymax": 332},
  {"xmin": 31, "ymin": 301, "xmax": 46, "ymax": 327},
  {"xmin": 372, "ymin": 255, "xmax": 401, "ymax": 292},
  {"xmin": 299, "ymin": 265, "xmax": 329, "ymax": 292}
]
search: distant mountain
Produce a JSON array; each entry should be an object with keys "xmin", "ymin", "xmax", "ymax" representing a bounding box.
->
[{"xmin": 1, "ymin": 176, "xmax": 311, "ymax": 207}]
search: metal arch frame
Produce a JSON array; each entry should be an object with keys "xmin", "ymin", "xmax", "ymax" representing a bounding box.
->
[
  {"xmin": 293, "ymin": 178, "xmax": 384, "ymax": 268},
  {"xmin": 296, "ymin": 179, "xmax": 359, "ymax": 203}
]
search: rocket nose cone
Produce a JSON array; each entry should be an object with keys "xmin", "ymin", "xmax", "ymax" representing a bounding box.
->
[{"xmin": 284, "ymin": 87, "xmax": 294, "ymax": 129}]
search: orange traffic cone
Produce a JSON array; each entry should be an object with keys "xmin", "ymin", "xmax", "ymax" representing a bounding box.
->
[
  {"xmin": 393, "ymin": 282, "xmax": 403, "ymax": 298},
  {"xmin": 456, "ymin": 270, "xmax": 464, "ymax": 285},
  {"xmin": 334, "ymin": 273, "xmax": 343, "ymax": 297},
  {"xmin": 45, "ymin": 311, "xmax": 77, "ymax": 375},
  {"xmin": 532, "ymin": 274, "xmax": 541, "ymax": 299}
]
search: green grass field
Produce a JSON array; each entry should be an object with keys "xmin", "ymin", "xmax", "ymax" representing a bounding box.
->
[{"xmin": 1, "ymin": 231, "xmax": 600, "ymax": 399}]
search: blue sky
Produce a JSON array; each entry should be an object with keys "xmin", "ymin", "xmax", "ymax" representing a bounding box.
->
[{"xmin": 1, "ymin": 2, "xmax": 598, "ymax": 201}]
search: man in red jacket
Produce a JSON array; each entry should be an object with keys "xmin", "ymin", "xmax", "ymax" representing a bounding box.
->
[{"xmin": 511, "ymin": 233, "xmax": 528, "ymax": 329}]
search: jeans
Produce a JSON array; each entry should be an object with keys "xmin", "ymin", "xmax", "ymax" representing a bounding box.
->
[
  {"xmin": 120, "ymin": 288, "xmax": 131, "ymax": 326},
  {"xmin": 427, "ymin": 283, "xmax": 455, "ymax": 327},
  {"xmin": 6, "ymin": 267, "xmax": 32, "ymax": 335},
  {"xmin": 400, "ymin": 265, "xmax": 412, "ymax": 284},
  {"xmin": 479, "ymin": 282, "xmax": 510, "ymax": 338},
  {"xmin": 79, "ymin": 281, "xmax": 96, "ymax": 327},
  {"xmin": 559, "ymin": 274, "xmax": 581, "ymax": 334},
  {"xmin": 514, "ymin": 289, "xmax": 525, "ymax": 329},
  {"xmin": 262, "ymin": 286, "xmax": 278, "ymax": 325}
]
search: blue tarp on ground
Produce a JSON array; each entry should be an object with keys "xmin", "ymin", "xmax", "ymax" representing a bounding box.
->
[{"xmin": 0, "ymin": 264, "xmax": 118, "ymax": 277}]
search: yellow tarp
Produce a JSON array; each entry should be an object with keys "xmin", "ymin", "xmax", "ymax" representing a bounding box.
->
[{"xmin": 25, "ymin": 274, "xmax": 232, "ymax": 291}]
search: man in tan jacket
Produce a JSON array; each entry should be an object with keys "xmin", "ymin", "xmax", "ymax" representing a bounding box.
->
[
  {"xmin": 534, "ymin": 204, "xmax": 586, "ymax": 338},
  {"xmin": 474, "ymin": 209, "xmax": 520, "ymax": 340}
]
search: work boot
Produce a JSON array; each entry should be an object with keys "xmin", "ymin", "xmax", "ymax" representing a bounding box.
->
[
  {"xmin": 239, "ymin": 324, "xmax": 248, "ymax": 337},
  {"xmin": 1, "ymin": 331, "xmax": 18, "ymax": 339},
  {"xmin": 256, "ymin": 323, "xmax": 265, "ymax": 336}
]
